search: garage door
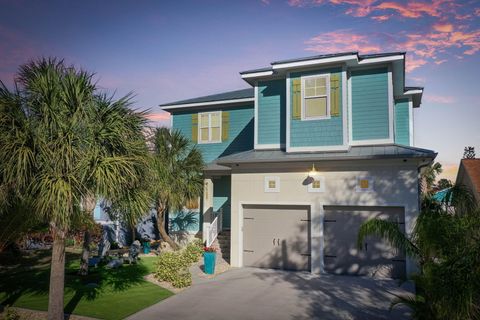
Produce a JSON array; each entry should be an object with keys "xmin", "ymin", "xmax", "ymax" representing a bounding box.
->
[
  {"xmin": 243, "ymin": 205, "xmax": 310, "ymax": 271},
  {"xmin": 324, "ymin": 206, "xmax": 406, "ymax": 279}
]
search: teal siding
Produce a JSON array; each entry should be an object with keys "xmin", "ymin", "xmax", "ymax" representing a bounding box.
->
[
  {"xmin": 172, "ymin": 104, "xmax": 254, "ymax": 163},
  {"xmin": 258, "ymin": 80, "xmax": 286, "ymax": 146},
  {"xmin": 290, "ymin": 67, "xmax": 344, "ymax": 147},
  {"xmin": 213, "ymin": 175, "xmax": 231, "ymax": 229},
  {"xmin": 351, "ymin": 68, "xmax": 390, "ymax": 141},
  {"xmin": 395, "ymin": 98, "xmax": 410, "ymax": 146}
]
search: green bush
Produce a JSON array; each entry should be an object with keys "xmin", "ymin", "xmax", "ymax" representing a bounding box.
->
[
  {"xmin": 1, "ymin": 306, "xmax": 20, "ymax": 320},
  {"xmin": 154, "ymin": 239, "xmax": 204, "ymax": 288}
]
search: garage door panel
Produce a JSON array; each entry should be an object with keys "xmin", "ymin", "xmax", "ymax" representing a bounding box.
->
[
  {"xmin": 243, "ymin": 205, "xmax": 310, "ymax": 271},
  {"xmin": 324, "ymin": 206, "xmax": 406, "ymax": 279}
]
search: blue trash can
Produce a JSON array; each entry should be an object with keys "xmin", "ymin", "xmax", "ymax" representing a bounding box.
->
[
  {"xmin": 143, "ymin": 241, "xmax": 151, "ymax": 254},
  {"xmin": 204, "ymin": 252, "xmax": 216, "ymax": 274}
]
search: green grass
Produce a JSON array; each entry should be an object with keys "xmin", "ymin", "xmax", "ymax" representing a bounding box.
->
[{"xmin": 0, "ymin": 250, "xmax": 172, "ymax": 320}]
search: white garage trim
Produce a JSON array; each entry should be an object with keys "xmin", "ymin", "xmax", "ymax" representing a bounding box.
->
[{"xmin": 238, "ymin": 201, "xmax": 320, "ymax": 273}]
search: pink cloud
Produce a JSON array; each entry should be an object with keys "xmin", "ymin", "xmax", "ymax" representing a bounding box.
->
[
  {"xmin": 145, "ymin": 112, "xmax": 171, "ymax": 122},
  {"xmin": 424, "ymin": 94, "xmax": 456, "ymax": 104},
  {"xmin": 433, "ymin": 23, "xmax": 454, "ymax": 33},
  {"xmin": 305, "ymin": 30, "xmax": 382, "ymax": 54},
  {"xmin": 371, "ymin": 15, "xmax": 391, "ymax": 21}
]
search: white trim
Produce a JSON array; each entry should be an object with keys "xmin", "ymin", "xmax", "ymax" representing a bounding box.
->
[
  {"xmin": 409, "ymin": 98, "xmax": 414, "ymax": 146},
  {"xmin": 357, "ymin": 55, "xmax": 404, "ymax": 65},
  {"xmin": 254, "ymin": 84, "xmax": 259, "ymax": 148},
  {"xmin": 237, "ymin": 201, "xmax": 317, "ymax": 272},
  {"xmin": 286, "ymin": 145, "xmax": 350, "ymax": 152},
  {"xmin": 301, "ymin": 73, "xmax": 331, "ymax": 121},
  {"xmin": 197, "ymin": 111, "xmax": 222, "ymax": 144},
  {"xmin": 387, "ymin": 65, "xmax": 394, "ymax": 142},
  {"xmin": 255, "ymin": 143, "xmax": 284, "ymax": 150},
  {"xmin": 272, "ymin": 55, "xmax": 358, "ymax": 70},
  {"xmin": 286, "ymin": 73, "xmax": 291, "ymax": 150},
  {"xmin": 342, "ymin": 66, "xmax": 348, "ymax": 146},
  {"xmin": 307, "ymin": 175, "xmax": 326, "ymax": 193},
  {"xmin": 349, "ymin": 138, "xmax": 394, "ymax": 146},
  {"xmin": 264, "ymin": 176, "xmax": 280, "ymax": 193},
  {"xmin": 241, "ymin": 70, "xmax": 274, "ymax": 78},
  {"xmin": 403, "ymin": 89, "xmax": 423, "ymax": 95},
  {"xmin": 161, "ymin": 97, "xmax": 254, "ymax": 110},
  {"xmin": 348, "ymin": 69, "xmax": 353, "ymax": 145}
]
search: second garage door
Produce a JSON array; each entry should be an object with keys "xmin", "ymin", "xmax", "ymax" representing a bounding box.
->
[
  {"xmin": 243, "ymin": 205, "xmax": 310, "ymax": 271},
  {"xmin": 324, "ymin": 206, "xmax": 406, "ymax": 279}
]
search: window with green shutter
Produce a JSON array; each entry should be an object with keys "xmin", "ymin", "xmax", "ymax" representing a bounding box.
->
[{"xmin": 195, "ymin": 111, "xmax": 222, "ymax": 144}]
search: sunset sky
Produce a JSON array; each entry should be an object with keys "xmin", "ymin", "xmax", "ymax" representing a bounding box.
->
[{"xmin": 1, "ymin": 0, "xmax": 479, "ymax": 180}]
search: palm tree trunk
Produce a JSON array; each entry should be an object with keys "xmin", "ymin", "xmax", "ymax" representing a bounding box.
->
[
  {"xmin": 78, "ymin": 230, "xmax": 91, "ymax": 276},
  {"xmin": 131, "ymin": 225, "xmax": 136, "ymax": 244},
  {"xmin": 156, "ymin": 204, "xmax": 179, "ymax": 250},
  {"xmin": 48, "ymin": 226, "xmax": 66, "ymax": 320}
]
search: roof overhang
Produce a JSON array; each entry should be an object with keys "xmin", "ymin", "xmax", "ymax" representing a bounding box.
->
[{"xmin": 161, "ymin": 97, "xmax": 254, "ymax": 111}]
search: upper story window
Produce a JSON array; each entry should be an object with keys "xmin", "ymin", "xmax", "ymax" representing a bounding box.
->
[
  {"xmin": 199, "ymin": 111, "xmax": 222, "ymax": 144},
  {"xmin": 302, "ymin": 74, "xmax": 330, "ymax": 120}
]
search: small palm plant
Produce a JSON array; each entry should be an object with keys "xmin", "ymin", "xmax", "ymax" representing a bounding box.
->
[
  {"xmin": 149, "ymin": 128, "xmax": 204, "ymax": 250},
  {"xmin": 357, "ymin": 185, "xmax": 480, "ymax": 320}
]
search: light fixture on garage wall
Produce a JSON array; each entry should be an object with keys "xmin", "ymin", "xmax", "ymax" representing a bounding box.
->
[{"xmin": 308, "ymin": 164, "xmax": 318, "ymax": 177}]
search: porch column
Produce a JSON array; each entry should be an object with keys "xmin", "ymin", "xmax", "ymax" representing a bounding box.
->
[{"xmin": 202, "ymin": 178, "xmax": 214, "ymax": 242}]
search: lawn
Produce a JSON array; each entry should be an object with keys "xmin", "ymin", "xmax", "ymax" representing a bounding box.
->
[{"xmin": 0, "ymin": 250, "xmax": 172, "ymax": 320}]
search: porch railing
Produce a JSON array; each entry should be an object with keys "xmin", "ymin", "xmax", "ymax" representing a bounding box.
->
[{"xmin": 207, "ymin": 208, "xmax": 223, "ymax": 247}]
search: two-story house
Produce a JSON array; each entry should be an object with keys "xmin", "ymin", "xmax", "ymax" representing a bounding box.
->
[{"xmin": 161, "ymin": 52, "xmax": 436, "ymax": 278}]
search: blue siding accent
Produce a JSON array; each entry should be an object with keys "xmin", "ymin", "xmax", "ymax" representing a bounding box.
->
[
  {"xmin": 351, "ymin": 68, "xmax": 390, "ymax": 141},
  {"xmin": 258, "ymin": 80, "xmax": 286, "ymax": 145},
  {"xmin": 213, "ymin": 175, "xmax": 231, "ymax": 229},
  {"xmin": 172, "ymin": 104, "xmax": 254, "ymax": 163},
  {"xmin": 395, "ymin": 98, "xmax": 410, "ymax": 146},
  {"xmin": 290, "ymin": 67, "xmax": 344, "ymax": 147}
]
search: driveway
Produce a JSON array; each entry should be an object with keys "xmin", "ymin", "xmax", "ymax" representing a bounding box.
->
[{"xmin": 127, "ymin": 268, "xmax": 412, "ymax": 320}]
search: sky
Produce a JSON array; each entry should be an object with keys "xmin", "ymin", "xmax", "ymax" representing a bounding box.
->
[{"xmin": 1, "ymin": 0, "xmax": 479, "ymax": 180}]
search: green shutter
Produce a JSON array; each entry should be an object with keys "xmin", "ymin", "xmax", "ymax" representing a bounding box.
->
[
  {"xmin": 292, "ymin": 78, "xmax": 301, "ymax": 120},
  {"xmin": 330, "ymin": 74, "xmax": 340, "ymax": 117},
  {"xmin": 222, "ymin": 111, "xmax": 229, "ymax": 141},
  {"xmin": 192, "ymin": 114, "xmax": 198, "ymax": 142}
]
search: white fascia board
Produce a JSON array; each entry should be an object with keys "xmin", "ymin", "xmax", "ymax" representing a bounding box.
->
[
  {"xmin": 358, "ymin": 55, "xmax": 404, "ymax": 65},
  {"xmin": 349, "ymin": 138, "xmax": 394, "ymax": 146},
  {"xmin": 161, "ymin": 97, "xmax": 254, "ymax": 110},
  {"xmin": 286, "ymin": 145, "xmax": 350, "ymax": 152},
  {"xmin": 241, "ymin": 70, "xmax": 274, "ymax": 79},
  {"xmin": 255, "ymin": 143, "xmax": 284, "ymax": 150},
  {"xmin": 403, "ymin": 89, "xmax": 423, "ymax": 95},
  {"xmin": 272, "ymin": 55, "xmax": 358, "ymax": 70}
]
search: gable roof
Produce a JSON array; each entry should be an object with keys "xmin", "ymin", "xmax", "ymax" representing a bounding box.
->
[
  {"xmin": 215, "ymin": 144, "xmax": 436, "ymax": 165},
  {"xmin": 457, "ymin": 159, "xmax": 480, "ymax": 194},
  {"xmin": 160, "ymin": 88, "xmax": 254, "ymax": 110}
]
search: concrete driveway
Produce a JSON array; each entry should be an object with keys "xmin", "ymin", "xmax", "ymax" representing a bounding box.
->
[{"xmin": 127, "ymin": 268, "xmax": 412, "ymax": 320}]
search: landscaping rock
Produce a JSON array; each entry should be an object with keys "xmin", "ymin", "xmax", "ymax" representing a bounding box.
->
[{"xmin": 106, "ymin": 259, "xmax": 122, "ymax": 269}]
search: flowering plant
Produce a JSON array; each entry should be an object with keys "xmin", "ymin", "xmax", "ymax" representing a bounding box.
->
[{"xmin": 203, "ymin": 246, "xmax": 217, "ymax": 252}]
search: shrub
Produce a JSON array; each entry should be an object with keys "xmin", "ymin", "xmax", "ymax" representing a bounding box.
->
[
  {"xmin": 65, "ymin": 238, "xmax": 75, "ymax": 247},
  {"xmin": 183, "ymin": 239, "xmax": 203, "ymax": 264},
  {"xmin": 1, "ymin": 306, "xmax": 20, "ymax": 320},
  {"xmin": 155, "ymin": 251, "xmax": 190, "ymax": 287}
]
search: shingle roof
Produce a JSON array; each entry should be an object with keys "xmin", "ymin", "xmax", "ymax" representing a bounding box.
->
[
  {"xmin": 216, "ymin": 144, "xmax": 436, "ymax": 165},
  {"xmin": 160, "ymin": 88, "xmax": 253, "ymax": 108},
  {"xmin": 460, "ymin": 159, "xmax": 480, "ymax": 193}
]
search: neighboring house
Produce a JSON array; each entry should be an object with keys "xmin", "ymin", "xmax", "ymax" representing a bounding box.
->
[
  {"xmin": 161, "ymin": 52, "xmax": 436, "ymax": 278},
  {"xmin": 455, "ymin": 159, "xmax": 480, "ymax": 205}
]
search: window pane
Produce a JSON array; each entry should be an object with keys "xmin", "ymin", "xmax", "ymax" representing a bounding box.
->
[
  {"xmin": 211, "ymin": 127, "xmax": 221, "ymax": 141},
  {"xmin": 360, "ymin": 179, "xmax": 369, "ymax": 189},
  {"xmin": 305, "ymin": 87, "xmax": 316, "ymax": 97},
  {"xmin": 315, "ymin": 77, "xmax": 326, "ymax": 87},
  {"xmin": 312, "ymin": 180, "xmax": 321, "ymax": 189},
  {"xmin": 305, "ymin": 97, "xmax": 327, "ymax": 118},
  {"xmin": 316, "ymin": 86, "xmax": 326, "ymax": 96},
  {"xmin": 268, "ymin": 180, "xmax": 276, "ymax": 189},
  {"xmin": 211, "ymin": 112, "xmax": 220, "ymax": 127},
  {"xmin": 305, "ymin": 78, "xmax": 315, "ymax": 88},
  {"xmin": 200, "ymin": 114, "xmax": 209, "ymax": 127},
  {"xmin": 200, "ymin": 128, "xmax": 209, "ymax": 141}
]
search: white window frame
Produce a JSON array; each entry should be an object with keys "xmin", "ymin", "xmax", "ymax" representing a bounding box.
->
[
  {"xmin": 264, "ymin": 176, "xmax": 280, "ymax": 193},
  {"xmin": 301, "ymin": 73, "xmax": 331, "ymax": 121},
  {"xmin": 198, "ymin": 111, "xmax": 222, "ymax": 144},
  {"xmin": 355, "ymin": 177, "xmax": 374, "ymax": 192},
  {"xmin": 308, "ymin": 176, "xmax": 326, "ymax": 193}
]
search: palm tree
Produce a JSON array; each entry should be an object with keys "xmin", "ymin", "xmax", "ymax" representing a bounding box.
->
[
  {"xmin": 421, "ymin": 162, "xmax": 442, "ymax": 194},
  {"xmin": 357, "ymin": 185, "xmax": 479, "ymax": 319},
  {"xmin": 0, "ymin": 58, "xmax": 147, "ymax": 319},
  {"xmin": 77, "ymin": 93, "xmax": 149, "ymax": 275},
  {"xmin": 149, "ymin": 128, "xmax": 204, "ymax": 250}
]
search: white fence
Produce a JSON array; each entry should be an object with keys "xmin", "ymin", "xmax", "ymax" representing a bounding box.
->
[{"xmin": 207, "ymin": 209, "xmax": 223, "ymax": 247}]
